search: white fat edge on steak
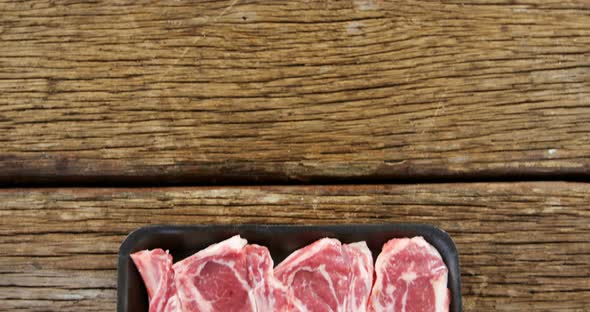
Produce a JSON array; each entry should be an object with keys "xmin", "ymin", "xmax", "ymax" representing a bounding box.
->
[
  {"xmin": 173, "ymin": 235, "xmax": 251, "ymax": 312},
  {"xmin": 174, "ymin": 260, "xmax": 215, "ymax": 312},
  {"xmin": 432, "ymin": 273, "xmax": 449, "ymax": 312},
  {"xmin": 246, "ymin": 248, "xmax": 274, "ymax": 311},
  {"xmin": 344, "ymin": 242, "xmax": 373, "ymax": 312},
  {"xmin": 274, "ymin": 238, "xmax": 339, "ymax": 276},
  {"xmin": 370, "ymin": 240, "xmax": 398, "ymax": 312}
]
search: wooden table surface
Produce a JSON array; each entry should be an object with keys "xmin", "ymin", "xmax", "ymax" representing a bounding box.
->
[
  {"xmin": 1, "ymin": 0, "xmax": 589, "ymax": 311},
  {"xmin": 2, "ymin": 0, "xmax": 590, "ymax": 184},
  {"xmin": 1, "ymin": 184, "xmax": 589, "ymax": 311}
]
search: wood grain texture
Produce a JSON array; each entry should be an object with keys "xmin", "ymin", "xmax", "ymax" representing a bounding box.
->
[
  {"xmin": 1, "ymin": 0, "xmax": 589, "ymax": 184},
  {"xmin": 0, "ymin": 182, "xmax": 588, "ymax": 311}
]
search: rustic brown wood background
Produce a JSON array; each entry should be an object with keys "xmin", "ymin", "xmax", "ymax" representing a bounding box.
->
[
  {"xmin": 1, "ymin": 0, "xmax": 589, "ymax": 311},
  {"xmin": 1, "ymin": 183, "xmax": 589, "ymax": 311},
  {"xmin": 1, "ymin": 0, "xmax": 589, "ymax": 183}
]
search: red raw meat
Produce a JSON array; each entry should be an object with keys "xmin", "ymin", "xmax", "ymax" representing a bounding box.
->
[
  {"xmin": 344, "ymin": 242, "xmax": 375, "ymax": 311},
  {"xmin": 274, "ymin": 238, "xmax": 374, "ymax": 312},
  {"xmin": 244, "ymin": 244, "xmax": 295, "ymax": 312},
  {"xmin": 368, "ymin": 237, "xmax": 449, "ymax": 312},
  {"xmin": 130, "ymin": 249, "xmax": 182, "ymax": 312},
  {"xmin": 173, "ymin": 235, "xmax": 291, "ymax": 312}
]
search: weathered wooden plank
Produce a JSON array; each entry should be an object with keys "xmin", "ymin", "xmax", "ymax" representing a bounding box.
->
[
  {"xmin": 1, "ymin": 1, "xmax": 589, "ymax": 183},
  {"xmin": 0, "ymin": 183, "xmax": 588, "ymax": 311}
]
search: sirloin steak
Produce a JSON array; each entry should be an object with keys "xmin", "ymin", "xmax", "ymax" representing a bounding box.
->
[
  {"xmin": 274, "ymin": 238, "xmax": 374, "ymax": 312},
  {"xmin": 130, "ymin": 249, "xmax": 182, "ymax": 312},
  {"xmin": 368, "ymin": 237, "xmax": 450, "ymax": 312}
]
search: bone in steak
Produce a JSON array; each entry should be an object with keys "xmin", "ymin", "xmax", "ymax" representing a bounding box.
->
[
  {"xmin": 274, "ymin": 238, "xmax": 374, "ymax": 312},
  {"xmin": 368, "ymin": 237, "xmax": 450, "ymax": 312},
  {"xmin": 172, "ymin": 235, "xmax": 291, "ymax": 312},
  {"xmin": 130, "ymin": 249, "xmax": 182, "ymax": 312}
]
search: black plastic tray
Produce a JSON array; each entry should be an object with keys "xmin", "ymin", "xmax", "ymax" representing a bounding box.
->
[{"xmin": 117, "ymin": 224, "xmax": 462, "ymax": 312}]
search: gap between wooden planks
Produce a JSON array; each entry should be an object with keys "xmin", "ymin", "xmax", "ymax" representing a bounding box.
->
[
  {"xmin": 1, "ymin": 0, "xmax": 590, "ymax": 184},
  {"xmin": 0, "ymin": 182, "xmax": 588, "ymax": 311}
]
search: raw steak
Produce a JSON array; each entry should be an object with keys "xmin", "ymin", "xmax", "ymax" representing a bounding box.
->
[
  {"xmin": 274, "ymin": 238, "xmax": 374, "ymax": 312},
  {"xmin": 244, "ymin": 244, "xmax": 295, "ymax": 312},
  {"xmin": 130, "ymin": 249, "xmax": 182, "ymax": 312},
  {"xmin": 368, "ymin": 237, "xmax": 449, "ymax": 312},
  {"xmin": 173, "ymin": 235, "xmax": 291, "ymax": 312}
]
